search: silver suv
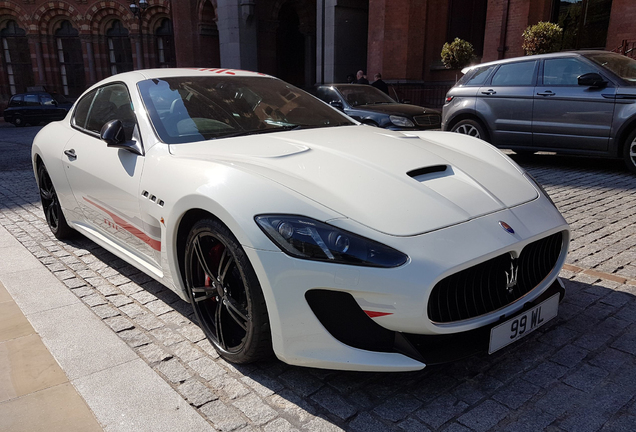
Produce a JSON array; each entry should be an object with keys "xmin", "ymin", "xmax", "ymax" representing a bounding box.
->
[{"xmin": 442, "ymin": 51, "xmax": 636, "ymax": 173}]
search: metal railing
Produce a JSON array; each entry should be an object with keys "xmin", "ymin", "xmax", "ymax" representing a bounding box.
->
[{"xmin": 612, "ymin": 39, "xmax": 636, "ymax": 58}]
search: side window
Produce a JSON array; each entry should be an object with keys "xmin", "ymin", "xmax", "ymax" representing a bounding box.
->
[
  {"xmin": 543, "ymin": 58, "xmax": 596, "ymax": 86},
  {"xmin": 85, "ymin": 84, "xmax": 136, "ymax": 140},
  {"xmin": 490, "ymin": 61, "xmax": 537, "ymax": 86},
  {"xmin": 461, "ymin": 66, "xmax": 496, "ymax": 86},
  {"xmin": 24, "ymin": 94, "xmax": 40, "ymax": 106},
  {"xmin": 9, "ymin": 95, "xmax": 23, "ymax": 107},
  {"xmin": 40, "ymin": 94, "xmax": 56, "ymax": 106},
  {"xmin": 73, "ymin": 89, "xmax": 97, "ymax": 130},
  {"xmin": 317, "ymin": 87, "xmax": 341, "ymax": 104}
]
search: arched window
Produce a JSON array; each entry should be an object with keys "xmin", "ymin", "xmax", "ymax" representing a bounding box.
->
[
  {"xmin": 107, "ymin": 20, "xmax": 133, "ymax": 75},
  {"xmin": 156, "ymin": 19, "xmax": 175, "ymax": 68},
  {"xmin": 55, "ymin": 20, "xmax": 85, "ymax": 97},
  {"xmin": 1, "ymin": 20, "xmax": 34, "ymax": 95}
]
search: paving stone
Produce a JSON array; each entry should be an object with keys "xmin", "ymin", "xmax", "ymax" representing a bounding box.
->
[
  {"xmin": 161, "ymin": 310, "xmax": 192, "ymax": 326},
  {"xmin": 189, "ymin": 357, "xmax": 226, "ymax": 381},
  {"xmin": 210, "ymin": 375, "xmax": 251, "ymax": 400},
  {"xmin": 588, "ymin": 347, "xmax": 632, "ymax": 371},
  {"xmin": 564, "ymin": 363, "xmax": 609, "ymax": 392},
  {"xmin": 348, "ymin": 412, "xmax": 388, "ymax": 432},
  {"xmin": 550, "ymin": 345, "xmax": 589, "ymax": 367},
  {"xmin": 456, "ymin": 400, "xmax": 510, "ymax": 432},
  {"xmin": 82, "ymin": 293, "xmax": 107, "ymax": 307},
  {"xmin": 241, "ymin": 372, "xmax": 284, "ymax": 398},
  {"xmin": 172, "ymin": 340, "xmax": 204, "ymax": 363},
  {"xmin": 262, "ymin": 418, "xmax": 299, "ymax": 432},
  {"xmin": 268, "ymin": 390, "xmax": 317, "ymax": 423},
  {"xmin": 134, "ymin": 313, "xmax": 165, "ymax": 331},
  {"xmin": 131, "ymin": 290, "xmax": 157, "ymax": 304},
  {"xmin": 71, "ymin": 285, "xmax": 95, "ymax": 298},
  {"xmin": 103, "ymin": 315, "xmax": 134, "ymax": 333},
  {"xmin": 178, "ymin": 324, "xmax": 206, "ymax": 343},
  {"xmin": 92, "ymin": 282, "xmax": 121, "ymax": 296},
  {"xmin": 397, "ymin": 418, "xmax": 431, "ymax": 432},
  {"xmin": 523, "ymin": 361, "xmax": 569, "ymax": 388},
  {"xmin": 119, "ymin": 303, "xmax": 146, "ymax": 318},
  {"xmin": 233, "ymin": 393, "xmax": 278, "ymax": 425},
  {"xmin": 91, "ymin": 304, "xmax": 119, "ymax": 319},
  {"xmin": 310, "ymin": 386, "xmax": 357, "ymax": 421},
  {"xmin": 178, "ymin": 379, "xmax": 217, "ymax": 407},
  {"xmin": 119, "ymin": 281, "xmax": 143, "ymax": 294},
  {"xmin": 62, "ymin": 277, "xmax": 86, "ymax": 288},
  {"xmin": 493, "ymin": 378, "xmax": 540, "ymax": 410},
  {"xmin": 279, "ymin": 369, "xmax": 323, "ymax": 397},
  {"xmin": 303, "ymin": 417, "xmax": 345, "ymax": 432},
  {"xmin": 200, "ymin": 400, "xmax": 247, "ymax": 431},
  {"xmin": 499, "ymin": 408, "xmax": 557, "ymax": 432},
  {"xmin": 118, "ymin": 328, "xmax": 152, "ymax": 348},
  {"xmin": 146, "ymin": 299, "xmax": 173, "ymax": 315},
  {"xmin": 414, "ymin": 394, "xmax": 468, "ymax": 429},
  {"xmin": 155, "ymin": 358, "xmax": 191, "ymax": 383},
  {"xmin": 108, "ymin": 294, "xmax": 133, "ymax": 307},
  {"xmin": 150, "ymin": 327, "xmax": 185, "ymax": 346},
  {"xmin": 137, "ymin": 343, "xmax": 173, "ymax": 363},
  {"xmin": 533, "ymin": 383, "xmax": 586, "ymax": 416}
]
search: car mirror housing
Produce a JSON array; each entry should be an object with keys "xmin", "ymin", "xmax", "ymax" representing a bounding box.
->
[
  {"xmin": 329, "ymin": 100, "xmax": 344, "ymax": 110},
  {"xmin": 100, "ymin": 119, "xmax": 126, "ymax": 146},
  {"xmin": 578, "ymin": 72, "xmax": 607, "ymax": 88}
]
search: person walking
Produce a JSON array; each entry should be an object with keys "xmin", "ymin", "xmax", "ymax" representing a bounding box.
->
[
  {"xmin": 371, "ymin": 73, "xmax": 389, "ymax": 95},
  {"xmin": 354, "ymin": 70, "xmax": 369, "ymax": 84}
]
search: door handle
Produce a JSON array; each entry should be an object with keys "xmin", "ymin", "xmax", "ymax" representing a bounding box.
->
[
  {"xmin": 64, "ymin": 149, "xmax": 77, "ymax": 160},
  {"xmin": 481, "ymin": 89, "xmax": 496, "ymax": 95},
  {"xmin": 537, "ymin": 91, "xmax": 555, "ymax": 96}
]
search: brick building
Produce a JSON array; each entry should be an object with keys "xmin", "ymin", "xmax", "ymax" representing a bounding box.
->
[{"xmin": 0, "ymin": 0, "xmax": 633, "ymax": 107}]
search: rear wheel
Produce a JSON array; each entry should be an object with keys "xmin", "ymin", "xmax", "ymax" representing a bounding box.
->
[
  {"xmin": 624, "ymin": 129, "xmax": 636, "ymax": 175},
  {"xmin": 13, "ymin": 115, "xmax": 25, "ymax": 127},
  {"xmin": 37, "ymin": 164, "xmax": 73, "ymax": 239},
  {"xmin": 184, "ymin": 219, "xmax": 272, "ymax": 364},
  {"xmin": 451, "ymin": 119, "xmax": 486, "ymax": 141}
]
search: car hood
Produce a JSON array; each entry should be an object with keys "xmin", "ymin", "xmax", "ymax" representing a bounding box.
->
[
  {"xmin": 169, "ymin": 127, "xmax": 537, "ymax": 236},
  {"xmin": 349, "ymin": 103, "xmax": 440, "ymax": 117}
]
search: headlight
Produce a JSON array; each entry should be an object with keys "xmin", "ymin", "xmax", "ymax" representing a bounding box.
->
[
  {"xmin": 389, "ymin": 115, "xmax": 414, "ymax": 127},
  {"xmin": 255, "ymin": 215, "xmax": 408, "ymax": 268},
  {"xmin": 524, "ymin": 172, "xmax": 556, "ymax": 208}
]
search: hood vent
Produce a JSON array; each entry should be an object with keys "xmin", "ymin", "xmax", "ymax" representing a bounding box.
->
[{"xmin": 407, "ymin": 165, "xmax": 448, "ymax": 180}]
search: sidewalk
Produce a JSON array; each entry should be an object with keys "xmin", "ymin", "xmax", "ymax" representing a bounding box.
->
[{"xmin": 0, "ymin": 224, "xmax": 214, "ymax": 432}]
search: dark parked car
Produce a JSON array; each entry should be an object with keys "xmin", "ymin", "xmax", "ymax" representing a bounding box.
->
[
  {"xmin": 316, "ymin": 84, "xmax": 441, "ymax": 130},
  {"xmin": 442, "ymin": 51, "xmax": 636, "ymax": 172},
  {"xmin": 3, "ymin": 92, "xmax": 73, "ymax": 127}
]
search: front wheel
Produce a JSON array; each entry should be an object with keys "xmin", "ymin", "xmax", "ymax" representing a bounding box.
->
[
  {"xmin": 450, "ymin": 119, "xmax": 487, "ymax": 141},
  {"xmin": 37, "ymin": 164, "xmax": 73, "ymax": 239},
  {"xmin": 184, "ymin": 219, "xmax": 272, "ymax": 364},
  {"xmin": 13, "ymin": 115, "xmax": 25, "ymax": 127},
  {"xmin": 623, "ymin": 129, "xmax": 636, "ymax": 175}
]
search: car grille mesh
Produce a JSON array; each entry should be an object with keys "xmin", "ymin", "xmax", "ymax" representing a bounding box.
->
[
  {"xmin": 427, "ymin": 232, "xmax": 563, "ymax": 323},
  {"xmin": 414, "ymin": 114, "xmax": 441, "ymax": 126}
]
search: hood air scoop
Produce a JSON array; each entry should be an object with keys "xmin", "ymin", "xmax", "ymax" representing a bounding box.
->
[{"xmin": 407, "ymin": 165, "xmax": 449, "ymax": 182}]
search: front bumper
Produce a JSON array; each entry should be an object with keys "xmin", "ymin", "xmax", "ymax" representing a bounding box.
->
[{"xmin": 244, "ymin": 195, "xmax": 569, "ymax": 371}]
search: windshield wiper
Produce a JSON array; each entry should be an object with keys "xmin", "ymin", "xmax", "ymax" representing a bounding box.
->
[{"xmin": 212, "ymin": 124, "xmax": 307, "ymax": 139}]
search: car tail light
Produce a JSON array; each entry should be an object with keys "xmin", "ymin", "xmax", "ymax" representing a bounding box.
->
[{"xmin": 445, "ymin": 96, "xmax": 454, "ymax": 104}]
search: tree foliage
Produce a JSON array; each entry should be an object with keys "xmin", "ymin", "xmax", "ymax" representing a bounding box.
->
[
  {"xmin": 522, "ymin": 22, "xmax": 563, "ymax": 55},
  {"xmin": 441, "ymin": 38, "xmax": 475, "ymax": 70}
]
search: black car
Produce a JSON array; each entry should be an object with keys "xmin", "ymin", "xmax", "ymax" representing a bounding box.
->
[
  {"xmin": 316, "ymin": 84, "xmax": 441, "ymax": 130},
  {"xmin": 3, "ymin": 92, "xmax": 73, "ymax": 127}
]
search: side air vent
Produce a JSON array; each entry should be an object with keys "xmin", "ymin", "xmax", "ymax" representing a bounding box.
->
[{"xmin": 407, "ymin": 165, "xmax": 448, "ymax": 178}]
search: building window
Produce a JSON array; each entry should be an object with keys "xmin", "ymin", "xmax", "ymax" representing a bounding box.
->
[
  {"xmin": 55, "ymin": 20, "xmax": 85, "ymax": 97},
  {"xmin": 107, "ymin": 20, "xmax": 133, "ymax": 75},
  {"xmin": 156, "ymin": 19, "xmax": 176, "ymax": 68},
  {"xmin": 553, "ymin": 0, "xmax": 613, "ymax": 50},
  {"xmin": 1, "ymin": 20, "xmax": 34, "ymax": 95},
  {"xmin": 447, "ymin": 0, "xmax": 488, "ymax": 56}
]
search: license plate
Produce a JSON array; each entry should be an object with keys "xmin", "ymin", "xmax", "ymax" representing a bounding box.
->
[{"xmin": 489, "ymin": 294, "xmax": 559, "ymax": 354}]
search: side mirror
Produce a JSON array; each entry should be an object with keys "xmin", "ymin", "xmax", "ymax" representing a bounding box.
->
[
  {"xmin": 329, "ymin": 100, "xmax": 344, "ymax": 110},
  {"xmin": 52, "ymin": 100, "xmax": 58, "ymax": 106},
  {"xmin": 100, "ymin": 119, "xmax": 126, "ymax": 146},
  {"xmin": 578, "ymin": 72, "xmax": 607, "ymax": 88}
]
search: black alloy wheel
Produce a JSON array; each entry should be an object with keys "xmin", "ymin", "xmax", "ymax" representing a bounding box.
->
[
  {"xmin": 37, "ymin": 164, "xmax": 73, "ymax": 239},
  {"xmin": 184, "ymin": 219, "xmax": 271, "ymax": 363}
]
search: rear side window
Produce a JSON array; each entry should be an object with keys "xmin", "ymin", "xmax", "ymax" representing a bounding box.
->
[
  {"xmin": 24, "ymin": 94, "xmax": 40, "ymax": 106},
  {"xmin": 459, "ymin": 66, "xmax": 496, "ymax": 86},
  {"xmin": 491, "ymin": 61, "xmax": 537, "ymax": 86},
  {"xmin": 9, "ymin": 95, "xmax": 23, "ymax": 107}
]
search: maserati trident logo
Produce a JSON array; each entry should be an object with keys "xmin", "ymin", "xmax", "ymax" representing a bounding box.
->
[
  {"xmin": 505, "ymin": 257, "xmax": 519, "ymax": 292},
  {"xmin": 499, "ymin": 221, "xmax": 515, "ymax": 234}
]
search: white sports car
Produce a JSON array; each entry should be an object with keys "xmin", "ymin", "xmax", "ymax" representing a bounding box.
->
[{"xmin": 32, "ymin": 69, "xmax": 569, "ymax": 372}]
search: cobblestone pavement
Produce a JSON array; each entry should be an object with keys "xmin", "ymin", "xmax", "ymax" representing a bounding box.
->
[{"xmin": 2, "ymin": 124, "xmax": 636, "ymax": 431}]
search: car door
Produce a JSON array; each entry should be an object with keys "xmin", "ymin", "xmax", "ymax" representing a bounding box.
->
[
  {"xmin": 476, "ymin": 60, "xmax": 538, "ymax": 147},
  {"xmin": 532, "ymin": 57, "xmax": 616, "ymax": 151},
  {"xmin": 23, "ymin": 94, "xmax": 43, "ymax": 124},
  {"xmin": 63, "ymin": 83, "xmax": 158, "ymax": 265}
]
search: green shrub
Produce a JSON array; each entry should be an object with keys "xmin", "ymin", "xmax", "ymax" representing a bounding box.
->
[
  {"xmin": 441, "ymin": 38, "xmax": 475, "ymax": 69},
  {"xmin": 522, "ymin": 22, "xmax": 562, "ymax": 55}
]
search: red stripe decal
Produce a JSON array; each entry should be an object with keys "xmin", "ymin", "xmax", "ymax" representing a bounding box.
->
[
  {"xmin": 215, "ymin": 69, "xmax": 228, "ymax": 73},
  {"xmin": 364, "ymin": 310, "xmax": 393, "ymax": 318},
  {"xmin": 84, "ymin": 197, "xmax": 161, "ymax": 251}
]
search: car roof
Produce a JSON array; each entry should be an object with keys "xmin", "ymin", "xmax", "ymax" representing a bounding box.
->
[{"xmin": 460, "ymin": 50, "xmax": 619, "ymax": 74}]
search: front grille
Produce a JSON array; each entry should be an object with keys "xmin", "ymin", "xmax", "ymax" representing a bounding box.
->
[
  {"xmin": 427, "ymin": 232, "xmax": 563, "ymax": 323},
  {"xmin": 414, "ymin": 114, "xmax": 441, "ymax": 126}
]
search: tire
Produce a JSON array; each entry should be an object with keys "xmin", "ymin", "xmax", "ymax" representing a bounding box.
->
[
  {"xmin": 13, "ymin": 115, "xmax": 25, "ymax": 127},
  {"xmin": 37, "ymin": 164, "xmax": 74, "ymax": 239},
  {"xmin": 623, "ymin": 129, "xmax": 636, "ymax": 175},
  {"xmin": 184, "ymin": 219, "xmax": 272, "ymax": 364},
  {"xmin": 451, "ymin": 119, "xmax": 487, "ymax": 141}
]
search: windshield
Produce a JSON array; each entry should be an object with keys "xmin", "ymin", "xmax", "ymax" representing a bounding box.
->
[
  {"xmin": 138, "ymin": 76, "xmax": 354, "ymax": 144},
  {"xmin": 584, "ymin": 52, "xmax": 636, "ymax": 85},
  {"xmin": 336, "ymin": 85, "xmax": 396, "ymax": 107}
]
